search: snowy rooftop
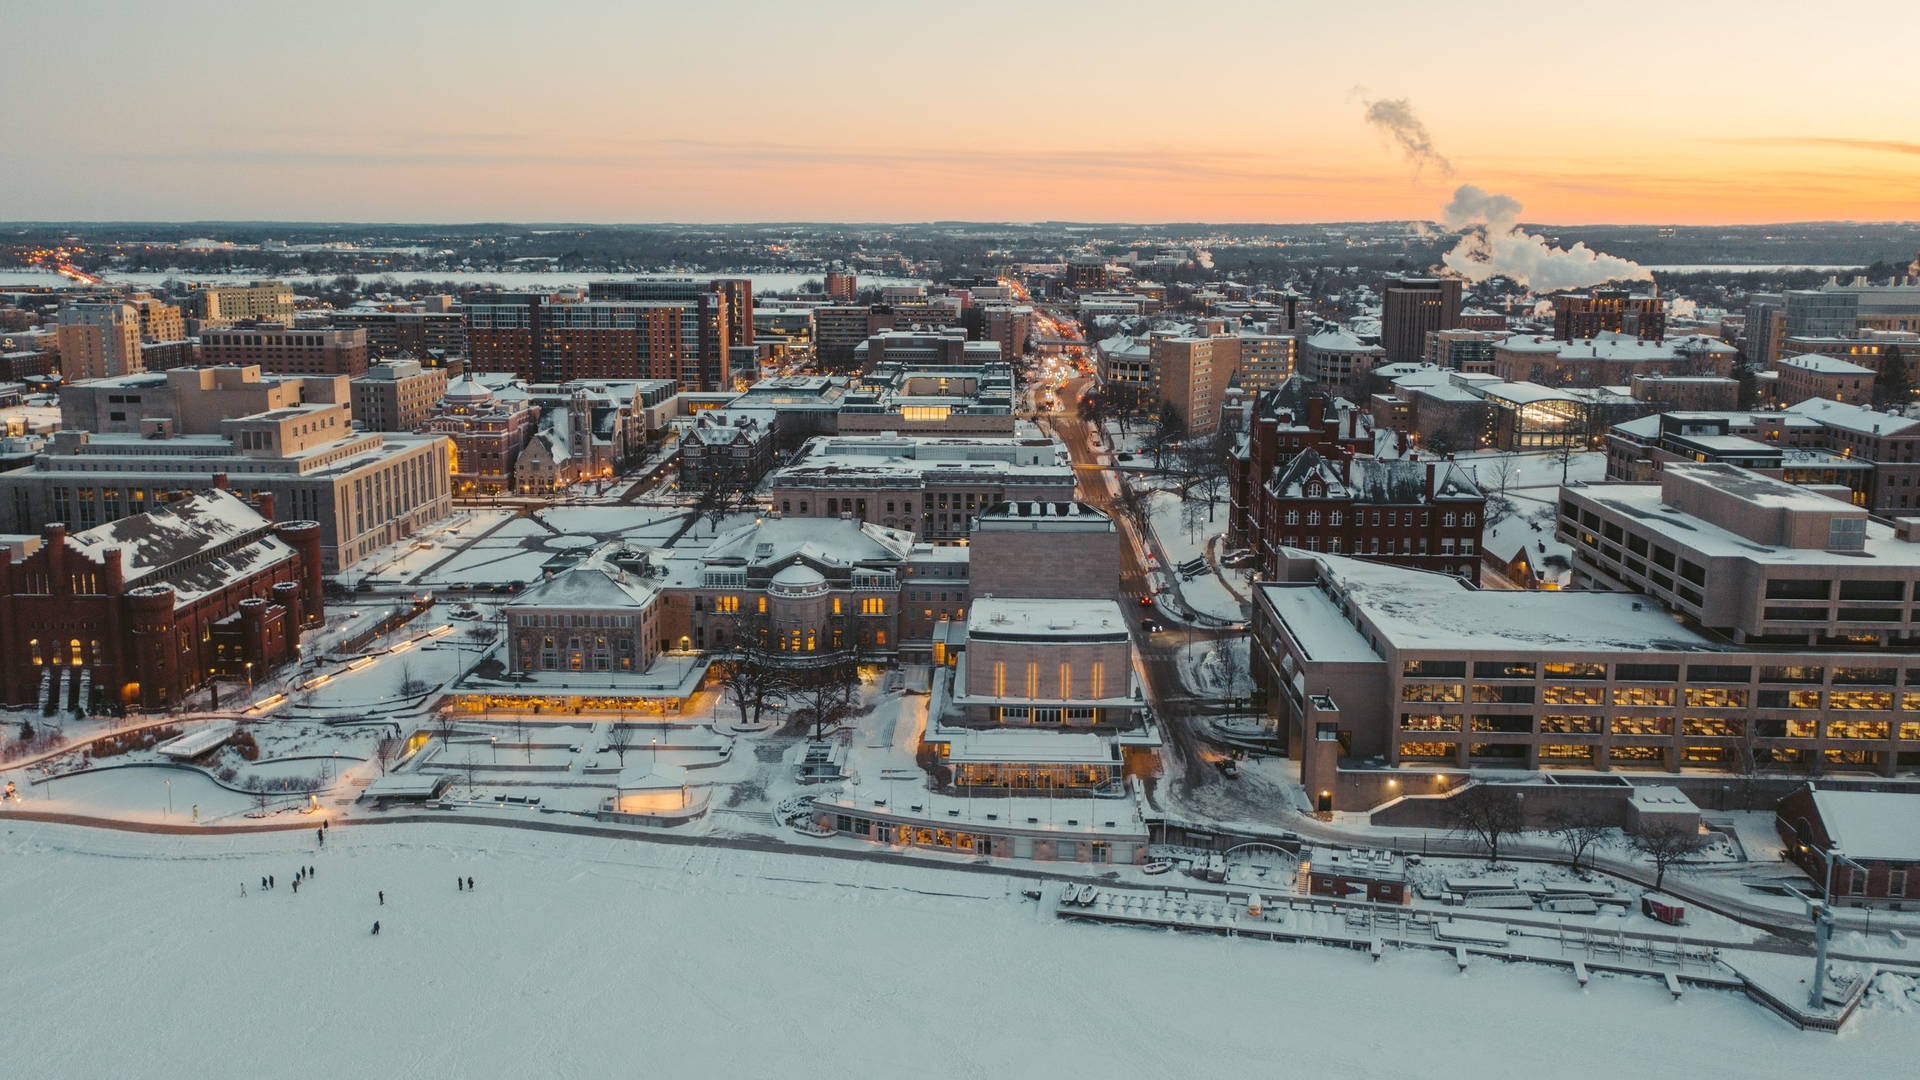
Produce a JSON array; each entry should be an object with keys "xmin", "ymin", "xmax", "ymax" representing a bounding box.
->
[
  {"xmin": 1778, "ymin": 354, "xmax": 1874, "ymax": 375},
  {"xmin": 506, "ymin": 548, "xmax": 657, "ymax": 609},
  {"xmin": 935, "ymin": 727, "xmax": 1118, "ymax": 765},
  {"xmin": 1783, "ymin": 397, "xmax": 1920, "ymax": 437},
  {"xmin": 1807, "ymin": 788, "xmax": 1920, "ymax": 862},
  {"xmin": 1574, "ymin": 475, "xmax": 1920, "ymax": 567},
  {"xmin": 700, "ymin": 516, "xmax": 917, "ymax": 568},
  {"xmin": 1258, "ymin": 582, "xmax": 1381, "ymax": 664},
  {"xmin": 1497, "ymin": 331, "xmax": 1682, "ymax": 362},
  {"xmin": 968, "ymin": 597, "xmax": 1129, "ymax": 641},
  {"xmin": 1310, "ymin": 554, "xmax": 1726, "ymax": 655},
  {"xmin": 65, "ymin": 489, "xmax": 298, "ymax": 606}
]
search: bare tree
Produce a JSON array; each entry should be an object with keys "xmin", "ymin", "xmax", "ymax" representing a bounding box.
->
[
  {"xmin": 605, "ymin": 720, "xmax": 636, "ymax": 768},
  {"xmin": 1445, "ymin": 783, "xmax": 1524, "ymax": 867},
  {"xmin": 396, "ymin": 661, "xmax": 433, "ymax": 698},
  {"xmin": 1545, "ymin": 804, "xmax": 1614, "ymax": 872},
  {"xmin": 1483, "ymin": 452, "xmax": 1519, "ymax": 499},
  {"xmin": 1630, "ymin": 822, "xmax": 1706, "ymax": 891},
  {"xmin": 716, "ymin": 609, "xmax": 789, "ymax": 728},
  {"xmin": 787, "ymin": 649, "xmax": 861, "ymax": 741},
  {"xmin": 432, "ymin": 708, "xmax": 460, "ymax": 749},
  {"xmin": 694, "ymin": 467, "xmax": 755, "ymax": 537},
  {"xmin": 372, "ymin": 734, "xmax": 403, "ymax": 777}
]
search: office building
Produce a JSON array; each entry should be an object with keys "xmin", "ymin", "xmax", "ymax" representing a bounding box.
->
[
  {"xmin": 1777, "ymin": 354, "xmax": 1874, "ymax": 406},
  {"xmin": 0, "ymin": 406, "xmax": 450, "ymax": 571},
  {"xmin": 352, "ymin": 359, "xmax": 450, "ymax": 432},
  {"xmin": 1380, "ymin": 276, "xmax": 1462, "ymax": 367}
]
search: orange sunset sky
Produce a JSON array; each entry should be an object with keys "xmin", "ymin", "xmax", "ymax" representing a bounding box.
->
[{"xmin": 4, "ymin": 0, "xmax": 1916, "ymax": 224}]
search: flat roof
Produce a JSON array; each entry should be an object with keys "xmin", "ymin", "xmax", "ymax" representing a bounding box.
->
[
  {"xmin": 969, "ymin": 597, "xmax": 1128, "ymax": 640},
  {"xmin": 1313, "ymin": 554, "xmax": 1727, "ymax": 654},
  {"xmin": 1258, "ymin": 581, "xmax": 1381, "ymax": 664},
  {"xmin": 1572, "ymin": 482, "xmax": 1920, "ymax": 568}
]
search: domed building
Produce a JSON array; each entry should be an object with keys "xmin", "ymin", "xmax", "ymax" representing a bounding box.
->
[{"xmin": 427, "ymin": 375, "xmax": 538, "ymax": 495}]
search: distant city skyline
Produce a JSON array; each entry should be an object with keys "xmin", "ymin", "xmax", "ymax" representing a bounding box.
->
[{"xmin": 4, "ymin": 0, "xmax": 1917, "ymax": 225}]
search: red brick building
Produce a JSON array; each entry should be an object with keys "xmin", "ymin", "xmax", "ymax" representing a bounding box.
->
[
  {"xmin": 1776, "ymin": 785, "xmax": 1919, "ymax": 905},
  {"xmin": 1229, "ymin": 378, "xmax": 1372, "ymax": 552},
  {"xmin": 1256, "ymin": 449, "xmax": 1486, "ymax": 582},
  {"xmin": 0, "ymin": 489, "xmax": 323, "ymax": 712}
]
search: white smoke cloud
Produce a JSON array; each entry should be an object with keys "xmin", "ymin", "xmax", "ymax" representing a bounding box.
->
[
  {"xmin": 1666, "ymin": 295, "xmax": 1699, "ymax": 319},
  {"xmin": 1194, "ymin": 248, "xmax": 1215, "ymax": 269},
  {"xmin": 1357, "ymin": 92, "xmax": 1453, "ymax": 178},
  {"xmin": 1439, "ymin": 184, "xmax": 1651, "ymax": 293}
]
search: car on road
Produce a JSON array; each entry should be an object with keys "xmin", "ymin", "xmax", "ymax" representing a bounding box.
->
[
  {"xmin": 1139, "ymin": 616, "xmax": 1161, "ymax": 633},
  {"xmin": 1216, "ymin": 758, "xmax": 1240, "ymax": 779}
]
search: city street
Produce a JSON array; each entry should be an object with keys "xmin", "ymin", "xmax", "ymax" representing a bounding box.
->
[{"xmin": 1044, "ymin": 369, "xmax": 1232, "ymax": 797}]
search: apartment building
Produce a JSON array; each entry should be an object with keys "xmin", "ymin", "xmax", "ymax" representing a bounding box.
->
[
  {"xmin": 56, "ymin": 302, "xmax": 142, "ymax": 380},
  {"xmin": 188, "ymin": 281, "xmax": 295, "ymax": 324},
  {"xmin": 1551, "ymin": 288, "xmax": 1665, "ymax": 342},
  {"xmin": 200, "ymin": 323, "xmax": 370, "ymax": 377},
  {"xmin": 1150, "ymin": 331, "xmax": 1239, "ymax": 434}
]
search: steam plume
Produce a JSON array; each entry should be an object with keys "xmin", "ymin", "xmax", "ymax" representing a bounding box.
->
[
  {"xmin": 1439, "ymin": 184, "xmax": 1651, "ymax": 292},
  {"xmin": 1359, "ymin": 95, "xmax": 1453, "ymax": 178}
]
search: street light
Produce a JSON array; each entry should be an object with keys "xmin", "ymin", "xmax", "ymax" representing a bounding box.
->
[
  {"xmin": 1806, "ymin": 842, "xmax": 1868, "ymax": 1009},
  {"xmin": 490, "ymin": 735, "xmax": 498, "ymax": 764}
]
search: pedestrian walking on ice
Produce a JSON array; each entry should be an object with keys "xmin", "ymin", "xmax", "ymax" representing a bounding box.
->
[
  {"xmin": 378, "ymin": 890, "xmax": 384, "ymax": 905},
  {"xmin": 467, "ymin": 876, "xmax": 473, "ymax": 891},
  {"xmin": 269, "ymin": 875, "xmax": 275, "ymax": 889},
  {"xmin": 241, "ymin": 883, "xmax": 247, "ymax": 896},
  {"xmin": 372, "ymin": 921, "xmax": 380, "ymax": 936},
  {"xmin": 262, "ymin": 876, "xmax": 268, "ymax": 890},
  {"xmin": 457, "ymin": 877, "xmax": 463, "ymax": 891},
  {"xmin": 292, "ymin": 879, "xmax": 299, "ymax": 894}
]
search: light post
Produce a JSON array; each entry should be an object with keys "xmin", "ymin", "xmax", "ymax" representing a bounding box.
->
[
  {"xmin": 245, "ymin": 661, "xmax": 254, "ymax": 694},
  {"xmin": 1807, "ymin": 842, "xmax": 1867, "ymax": 1009},
  {"xmin": 490, "ymin": 735, "xmax": 498, "ymax": 764},
  {"xmin": 651, "ymin": 737, "xmax": 658, "ymax": 769}
]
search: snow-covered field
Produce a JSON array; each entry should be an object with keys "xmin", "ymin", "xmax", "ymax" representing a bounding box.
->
[{"xmin": 5, "ymin": 820, "xmax": 1915, "ymax": 1078}]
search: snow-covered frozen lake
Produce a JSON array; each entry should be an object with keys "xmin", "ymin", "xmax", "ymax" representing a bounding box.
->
[{"xmin": 4, "ymin": 820, "xmax": 1913, "ymax": 1078}]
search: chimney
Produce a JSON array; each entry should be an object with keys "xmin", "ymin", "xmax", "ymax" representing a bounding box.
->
[
  {"xmin": 1425, "ymin": 462, "xmax": 1436, "ymax": 501},
  {"xmin": 1342, "ymin": 455, "xmax": 1352, "ymax": 488},
  {"xmin": 212, "ymin": 472, "xmax": 229, "ymax": 490},
  {"xmin": 256, "ymin": 491, "xmax": 276, "ymax": 520}
]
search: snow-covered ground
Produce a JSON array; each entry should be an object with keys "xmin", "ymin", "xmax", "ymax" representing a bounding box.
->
[
  {"xmin": 1141, "ymin": 487, "xmax": 1247, "ymax": 622},
  {"xmin": 1457, "ymin": 450, "xmax": 1604, "ymax": 583},
  {"xmin": 5, "ymin": 820, "xmax": 1916, "ymax": 1077},
  {"xmin": 1176, "ymin": 639, "xmax": 1253, "ymax": 700}
]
